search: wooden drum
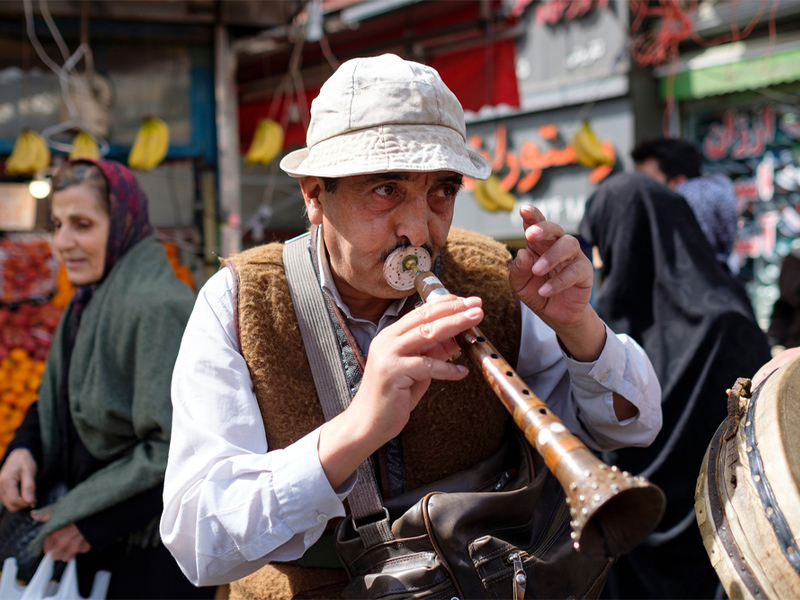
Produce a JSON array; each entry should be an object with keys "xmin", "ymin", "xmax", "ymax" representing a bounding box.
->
[{"xmin": 696, "ymin": 356, "xmax": 800, "ymax": 599}]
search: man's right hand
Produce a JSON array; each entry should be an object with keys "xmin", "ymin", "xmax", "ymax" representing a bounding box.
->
[
  {"xmin": 318, "ymin": 293, "xmax": 483, "ymax": 490},
  {"xmin": 0, "ymin": 448, "xmax": 37, "ymax": 511}
]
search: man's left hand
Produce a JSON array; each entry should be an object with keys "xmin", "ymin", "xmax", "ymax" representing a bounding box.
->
[
  {"xmin": 509, "ymin": 204, "xmax": 607, "ymax": 363},
  {"xmin": 509, "ymin": 204, "xmax": 594, "ymax": 329}
]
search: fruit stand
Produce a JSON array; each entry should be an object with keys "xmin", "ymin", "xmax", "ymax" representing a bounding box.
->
[
  {"xmin": 0, "ymin": 232, "xmax": 194, "ymax": 457},
  {"xmin": 0, "ymin": 234, "xmax": 72, "ymax": 456}
]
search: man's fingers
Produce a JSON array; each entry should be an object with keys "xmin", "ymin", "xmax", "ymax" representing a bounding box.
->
[
  {"xmin": 530, "ymin": 235, "xmax": 581, "ymax": 277},
  {"xmin": 388, "ymin": 296, "xmax": 482, "ymax": 356},
  {"xmin": 525, "ymin": 219, "xmax": 565, "ymax": 243},
  {"xmin": 525, "ymin": 221, "xmax": 568, "ymax": 262},
  {"xmin": 509, "ymin": 248, "xmax": 536, "ymax": 294},
  {"xmin": 401, "ymin": 354, "xmax": 469, "ymax": 383},
  {"xmin": 403, "ymin": 295, "xmax": 481, "ymax": 328},
  {"xmin": 536, "ymin": 258, "xmax": 589, "ymax": 297},
  {"xmin": 422, "ymin": 338, "xmax": 463, "ymax": 364},
  {"xmin": 409, "ymin": 308, "xmax": 481, "ymax": 354},
  {"xmin": 519, "ymin": 203, "xmax": 546, "ymax": 228}
]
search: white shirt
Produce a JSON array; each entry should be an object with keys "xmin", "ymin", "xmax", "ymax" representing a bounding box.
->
[{"xmin": 161, "ymin": 248, "xmax": 662, "ymax": 587}]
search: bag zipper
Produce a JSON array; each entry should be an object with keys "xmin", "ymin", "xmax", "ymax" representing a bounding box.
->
[
  {"xmin": 493, "ymin": 470, "xmax": 514, "ymax": 491},
  {"xmin": 507, "ymin": 552, "xmax": 527, "ymax": 600}
]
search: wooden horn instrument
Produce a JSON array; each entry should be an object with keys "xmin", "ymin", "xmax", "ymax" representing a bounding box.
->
[{"xmin": 383, "ymin": 246, "xmax": 666, "ymax": 557}]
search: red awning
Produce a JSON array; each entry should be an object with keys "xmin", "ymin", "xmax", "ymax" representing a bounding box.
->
[
  {"xmin": 431, "ymin": 38, "xmax": 520, "ymax": 112},
  {"xmin": 239, "ymin": 39, "xmax": 520, "ymax": 153}
]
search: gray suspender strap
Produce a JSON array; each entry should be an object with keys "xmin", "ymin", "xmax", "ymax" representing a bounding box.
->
[
  {"xmin": 282, "ymin": 234, "xmax": 394, "ymax": 548},
  {"xmin": 283, "ymin": 235, "xmax": 351, "ymax": 416}
]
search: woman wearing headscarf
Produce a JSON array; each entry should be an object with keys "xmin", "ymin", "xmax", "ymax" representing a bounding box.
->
[
  {"xmin": 0, "ymin": 159, "xmax": 211, "ymax": 598},
  {"xmin": 580, "ymin": 172, "xmax": 771, "ymax": 599}
]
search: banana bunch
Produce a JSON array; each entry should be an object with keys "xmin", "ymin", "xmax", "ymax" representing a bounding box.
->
[
  {"xmin": 473, "ymin": 174, "xmax": 516, "ymax": 212},
  {"xmin": 5, "ymin": 129, "xmax": 51, "ymax": 175},
  {"xmin": 128, "ymin": 117, "xmax": 170, "ymax": 171},
  {"xmin": 69, "ymin": 131, "xmax": 101, "ymax": 160},
  {"xmin": 571, "ymin": 121, "xmax": 614, "ymax": 168},
  {"xmin": 245, "ymin": 118, "xmax": 284, "ymax": 165}
]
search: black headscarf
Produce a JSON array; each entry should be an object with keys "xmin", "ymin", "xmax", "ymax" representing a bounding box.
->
[{"xmin": 580, "ymin": 173, "xmax": 771, "ymax": 599}]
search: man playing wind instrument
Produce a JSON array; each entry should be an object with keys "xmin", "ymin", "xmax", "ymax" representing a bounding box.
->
[{"xmin": 161, "ymin": 54, "xmax": 662, "ymax": 599}]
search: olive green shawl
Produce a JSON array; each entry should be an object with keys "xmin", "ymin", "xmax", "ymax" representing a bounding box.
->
[{"xmin": 31, "ymin": 236, "xmax": 195, "ymax": 549}]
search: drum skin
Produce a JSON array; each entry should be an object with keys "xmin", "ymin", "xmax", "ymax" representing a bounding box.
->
[{"xmin": 696, "ymin": 356, "xmax": 800, "ymax": 600}]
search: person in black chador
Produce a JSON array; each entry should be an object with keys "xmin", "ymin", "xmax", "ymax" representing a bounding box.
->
[{"xmin": 580, "ymin": 172, "xmax": 771, "ymax": 599}]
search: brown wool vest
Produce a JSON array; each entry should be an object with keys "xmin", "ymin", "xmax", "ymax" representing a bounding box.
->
[{"xmin": 226, "ymin": 227, "xmax": 520, "ymax": 600}]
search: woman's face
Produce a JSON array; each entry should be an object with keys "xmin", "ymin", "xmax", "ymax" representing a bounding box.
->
[{"xmin": 51, "ymin": 183, "xmax": 110, "ymax": 286}]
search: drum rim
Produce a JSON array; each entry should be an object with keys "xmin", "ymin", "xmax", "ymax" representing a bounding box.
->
[
  {"xmin": 748, "ymin": 378, "xmax": 800, "ymax": 573},
  {"xmin": 704, "ymin": 417, "xmax": 764, "ymax": 597}
]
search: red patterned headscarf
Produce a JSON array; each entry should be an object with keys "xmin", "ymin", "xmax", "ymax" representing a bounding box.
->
[{"xmin": 60, "ymin": 159, "xmax": 153, "ymax": 326}]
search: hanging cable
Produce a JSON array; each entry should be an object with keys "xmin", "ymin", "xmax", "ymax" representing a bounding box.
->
[
  {"xmin": 687, "ymin": 0, "xmax": 767, "ymax": 47},
  {"xmin": 628, "ymin": 0, "xmax": 781, "ymax": 138},
  {"xmin": 38, "ymin": 0, "xmax": 70, "ymax": 64},
  {"xmin": 319, "ymin": 34, "xmax": 339, "ymax": 71},
  {"xmin": 23, "ymin": 0, "xmax": 109, "ymax": 155}
]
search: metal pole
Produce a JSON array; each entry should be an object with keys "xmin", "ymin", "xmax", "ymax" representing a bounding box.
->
[{"xmin": 214, "ymin": 23, "xmax": 242, "ymax": 257}]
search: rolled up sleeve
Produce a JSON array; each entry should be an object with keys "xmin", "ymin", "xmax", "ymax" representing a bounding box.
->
[{"xmin": 517, "ymin": 308, "xmax": 662, "ymax": 452}]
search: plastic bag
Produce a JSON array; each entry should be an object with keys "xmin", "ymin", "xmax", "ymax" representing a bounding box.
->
[
  {"xmin": 0, "ymin": 508, "xmax": 45, "ymax": 585},
  {"xmin": 0, "ymin": 484, "xmax": 69, "ymax": 584},
  {"xmin": 0, "ymin": 553, "xmax": 111, "ymax": 600}
]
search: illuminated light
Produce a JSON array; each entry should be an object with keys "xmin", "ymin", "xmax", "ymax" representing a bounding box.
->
[{"xmin": 29, "ymin": 178, "xmax": 51, "ymax": 199}]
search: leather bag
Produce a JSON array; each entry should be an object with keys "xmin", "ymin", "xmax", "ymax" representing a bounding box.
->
[{"xmin": 334, "ymin": 430, "xmax": 613, "ymax": 600}]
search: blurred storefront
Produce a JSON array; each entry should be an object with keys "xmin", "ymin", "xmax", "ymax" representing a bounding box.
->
[
  {"xmin": 653, "ymin": 2, "xmax": 800, "ymax": 329},
  {"xmin": 453, "ymin": 0, "xmax": 635, "ymax": 243},
  {"xmin": 233, "ymin": 0, "xmax": 638, "ymax": 248}
]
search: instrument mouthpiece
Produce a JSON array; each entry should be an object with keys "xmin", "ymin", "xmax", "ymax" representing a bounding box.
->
[{"xmin": 383, "ymin": 246, "xmax": 432, "ymax": 291}]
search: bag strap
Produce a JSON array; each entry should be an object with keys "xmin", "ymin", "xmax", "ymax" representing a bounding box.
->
[{"xmin": 283, "ymin": 233, "xmax": 393, "ymax": 548}]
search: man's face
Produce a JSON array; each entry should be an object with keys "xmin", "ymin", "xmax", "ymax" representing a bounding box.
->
[
  {"xmin": 301, "ymin": 171, "xmax": 462, "ymax": 307},
  {"xmin": 635, "ymin": 158, "xmax": 668, "ymax": 185}
]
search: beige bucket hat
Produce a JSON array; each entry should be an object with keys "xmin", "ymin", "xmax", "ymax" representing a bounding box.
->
[{"xmin": 279, "ymin": 54, "xmax": 491, "ymax": 180}]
